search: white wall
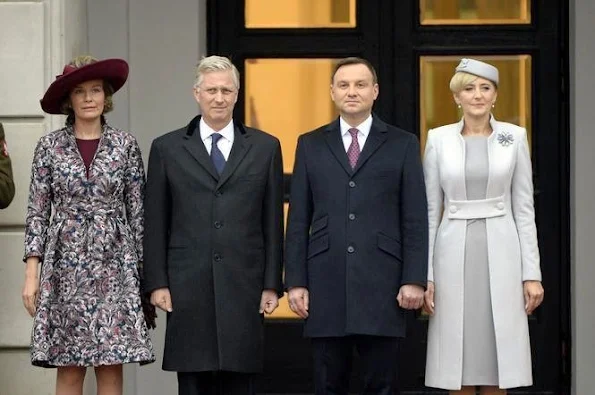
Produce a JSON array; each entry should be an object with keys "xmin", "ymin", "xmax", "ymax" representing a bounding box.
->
[
  {"xmin": 86, "ymin": 0, "xmax": 207, "ymax": 393},
  {"xmin": 0, "ymin": 0, "xmax": 88, "ymax": 393},
  {"xmin": 570, "ymin": 0, "xmax": 595, "ymax": 394},
  {"xmin": 0, "ymin": 0, "xmax": 205, "ymax": 392}
]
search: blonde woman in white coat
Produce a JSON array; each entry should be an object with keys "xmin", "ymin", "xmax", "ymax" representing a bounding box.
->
[{"xmin": 423, "ymin": 58, "xmax": 544, "ymax": 395}]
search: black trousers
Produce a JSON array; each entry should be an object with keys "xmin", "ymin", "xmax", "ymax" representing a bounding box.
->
[
  {"xmin": 177, "ymin": 371, "xmax": 255, "ymax": 395},
  {"xmin": 311, "ymin": 335, "xmax": 401, "ymax": 395}
]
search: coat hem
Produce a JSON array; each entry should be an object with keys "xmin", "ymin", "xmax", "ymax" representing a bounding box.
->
[
  {"xmin": 162, "ymin": 366, "xmax": 263, "ymax": 374},
  {"xmin": 32, "ymin": 356, "xmax": 156, "ymax": 368},
  {"xmin": 425, "ymin": 379, "xmax": 533, "ymax": 390}
]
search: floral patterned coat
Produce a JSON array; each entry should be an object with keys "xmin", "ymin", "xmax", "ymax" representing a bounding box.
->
[{"xmin": 24, "ymin": 123, "xmax": 155, "ymax": 367}]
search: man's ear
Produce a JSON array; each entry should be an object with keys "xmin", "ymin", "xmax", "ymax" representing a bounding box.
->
[{"xmin": 193, "ymin": 87, "xmax": 201, "ymax": 104}]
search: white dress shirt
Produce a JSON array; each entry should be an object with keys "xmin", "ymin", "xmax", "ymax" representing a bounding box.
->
[
  {"xmin": 200, "ymin": 118, "xmax": 235, "ymax": 160},
  {"xmin": 339, "ymin": 115, "xmax": 373, "ymax": 152}
]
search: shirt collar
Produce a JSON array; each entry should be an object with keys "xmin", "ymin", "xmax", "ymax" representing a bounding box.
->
[
  {"xmin": 200, "ymin": 118, "xmax": 235, "ymax": 142},
  {"xmin": 340, "ymin": 114, "xmax": 373, "ymax": 137}
]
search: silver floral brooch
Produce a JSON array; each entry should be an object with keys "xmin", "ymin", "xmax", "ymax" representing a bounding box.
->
[{"xmin": 497, "ymin": 131, "xmax": 514, "ymax": 147}]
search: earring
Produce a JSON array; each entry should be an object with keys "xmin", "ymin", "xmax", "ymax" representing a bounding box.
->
[
  {"xmin": 492, "ymin": 103, "xmax": 495, "ymax": 108},
  {"xmin": 457, "ymin": 104, "xmax": 461, "ymax": 109}
]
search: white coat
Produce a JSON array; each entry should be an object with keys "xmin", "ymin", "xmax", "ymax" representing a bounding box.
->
[{"xmin": 423, "ymin": 116, "xmax": 542, "ymax": 390}]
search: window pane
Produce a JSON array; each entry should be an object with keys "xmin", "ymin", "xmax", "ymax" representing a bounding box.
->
[
  {"xmin": 245, "ymin": 58, "xmax": 338, "ymax": 174},
  {"xmin": 245, "ymin": 58, "xmax": 339, "ymax": 319},
  {"xmin": 245, "ymin": 0, "xmax": 356, "ymax": 28},
  {"xmin": 420, "ymin": 0, "xmax": 531, "ymax": 25},
  {"xmin": 419, "ymin": 55, "xmax": 532, "ymax": 152}
]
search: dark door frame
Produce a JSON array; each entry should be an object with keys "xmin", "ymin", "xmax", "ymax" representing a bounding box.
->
[{"xmin": 207, "ymin": 1, "xmax": 570, "ymax": 393}]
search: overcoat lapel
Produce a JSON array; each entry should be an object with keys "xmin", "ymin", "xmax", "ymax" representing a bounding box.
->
[
  {"xmin": 352, "ymin": 118, "xmax": 388, "ymax": 174},
  {"xmin": 182, "ymin": 116, "xmax": 219, "ymax": 181},
  {"xmin": 449, "ymin": 115, "xmax": 505, "ymax": 201},
  {"xmin": 324, "ymin": 119, "xmax": 353, "ymax": 176},
  {"xmin": 217, "ymin": 124, "xmax": 252, "ymax": 188},
  {"xmin": 451, "ymin": 118, "xmax": 468, "ymax": 200},
  {"xmin": 181, "ymin": 116, "xmax": 253, "ymax": 186},
  {"xmin": 65, "ymin": 124, "xmax": 111, "ymax": 181},
  {"xmin": 323, "ymin": 116, "xmax": 390, "ymax": 176},
  {"xmin": 485, "ymin": 116, "xmax": 515, "ymax": 199}
]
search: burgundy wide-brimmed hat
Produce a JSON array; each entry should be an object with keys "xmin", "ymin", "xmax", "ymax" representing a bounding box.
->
[{"xmin": 40, "ymin": 58, "xmax": 129, "ymax": 114}]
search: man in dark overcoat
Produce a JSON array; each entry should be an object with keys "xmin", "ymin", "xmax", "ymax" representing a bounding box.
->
[
  {"xmin": 143, "ymin": 55, "xmax": 284, "ymax": 395},
  {"xmin": 0, "ymin": 123, "xmax": 15, "ymax": 209},
  {"xmin": 285, "ymin": 57, "xmax": 428, "ymax": 394}
]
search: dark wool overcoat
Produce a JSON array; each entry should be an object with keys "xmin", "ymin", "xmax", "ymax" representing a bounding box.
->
[
  {"xmin": 285, "ymin": 116, "xmax": 428, "ymax": 338},
  {"xmin": 143, "ymin": 115, "xmax": 284, "ymax": 372}
]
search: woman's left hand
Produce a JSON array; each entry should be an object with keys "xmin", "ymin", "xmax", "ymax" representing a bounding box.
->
[{"xmin": 523, "ymin": 280, "xmax": 544, "ymax": 315}]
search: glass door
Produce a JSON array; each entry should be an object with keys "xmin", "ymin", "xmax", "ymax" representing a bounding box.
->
[{"xmin": 207, "ymin": 0, "xmax": 569, "ymax": 392}]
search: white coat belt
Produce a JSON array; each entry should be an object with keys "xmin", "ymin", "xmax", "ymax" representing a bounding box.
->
[{"xmin": 446, "ymin": 196, "xmax": 506, "ymax": 220}]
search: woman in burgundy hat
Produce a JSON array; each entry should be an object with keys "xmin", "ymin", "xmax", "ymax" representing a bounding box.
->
[{"xmin": 21, "ymin": 55, "xmax": 155, "ymax": 395}]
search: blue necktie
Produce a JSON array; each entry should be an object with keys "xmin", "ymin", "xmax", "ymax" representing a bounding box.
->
[{"xmin": 210, "ymin": 133, "xmax": 226, "ymax": 175}]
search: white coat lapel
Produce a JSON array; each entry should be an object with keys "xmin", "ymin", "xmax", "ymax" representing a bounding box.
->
[
  {"xmin": 486, "ymin": 117, "xmax": 516, "ymax": 198},
  {"xmin": 443, "ymin": 119, "xmax": 468, "ymax": 201}
]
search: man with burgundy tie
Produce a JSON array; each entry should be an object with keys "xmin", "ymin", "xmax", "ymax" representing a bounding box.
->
[
  {"xmin": 143, "ymin": 56, "xmax": 284, "ymax": 395},
  {"xmin": 285, "ymin": 57, "xmax": 428, "ymax": 394}
]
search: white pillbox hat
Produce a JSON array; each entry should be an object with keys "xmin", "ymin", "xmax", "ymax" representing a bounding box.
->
[{"xmin": 455, "ymin": 58, "xmax": 499, "ymax": 85}]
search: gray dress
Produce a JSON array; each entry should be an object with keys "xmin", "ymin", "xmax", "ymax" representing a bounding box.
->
[{"xmin": 462, "ymin": 136, "xmax": 498, "ymax": 385}]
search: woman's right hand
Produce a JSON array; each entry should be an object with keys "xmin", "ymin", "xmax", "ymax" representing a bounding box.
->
[
  {"xmin": 22, "ymin": 276, "xmax": 40, "ymax": 317},
  {"xmin": 423, "ymin": 281, "xmax": 435, "ymax": 315},
  {"xmin": 22, "ymin": 258, "xmax": 40, "ymax": 317}
]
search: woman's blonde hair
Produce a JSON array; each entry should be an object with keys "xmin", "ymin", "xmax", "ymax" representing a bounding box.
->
[
  {"xmin": 449, "ymin": 71, "xmax": 497, "ymax": 93},
  {"xmin": 60, "ymin": 55, "xmax": 115, "ymax": 124}
]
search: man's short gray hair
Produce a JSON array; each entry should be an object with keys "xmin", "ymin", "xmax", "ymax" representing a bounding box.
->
[{"xmin": 194, "ymin": 55, "xmax": 240, "ymax": 90}]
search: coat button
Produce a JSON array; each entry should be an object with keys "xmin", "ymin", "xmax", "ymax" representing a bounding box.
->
[
  {"xmin": 214, "ymin": 253, "xmax": 222, "ymax": 262},
  {"xmin": 214, "ymin": 221, "xmax": 223, "ymax": 229},
  {"xmin": 449, "ymin": 205, "xmax": 458, "ymax": 213},
  {"xmin": 347, "ymin": 245, "xmax": 355, "ymax": 253},
  {"xmin": 348, "ymin": 213, "xmax": 356, "ymax": 220},
  {"xmin": 348, "ymin": 181, "xmax": 356, "ymax": 188},
  {"xmin": 496, "ymin": 202, "xmax": 505, "ymax": 210},
  {"xmin": 214, "ymin": 190, "xmax": 222, "ymax": 197}
]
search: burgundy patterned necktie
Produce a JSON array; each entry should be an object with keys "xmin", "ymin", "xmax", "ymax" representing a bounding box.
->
[{"xmin": 347, "ymin": 128, "xmax": 360, "ymax": 169}]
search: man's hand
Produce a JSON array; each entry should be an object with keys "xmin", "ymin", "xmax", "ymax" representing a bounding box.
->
[
  {"xmin": 396, "ymin": 284, "xmax": 424, "ymax": 310},
  {"xmin": 259, "ymin": 289, "xmax": 279, "ymax": 314},
  {"xmin": 150, "ymin": 287, "xmax": 173, "ymax": 312},
  {"xmin": 523, "ymin": 280, "xmax": 544, "ymax": 315},
  {"xmin": 287, "ymin": 287, "xmax": 309, "ymax": 318}
]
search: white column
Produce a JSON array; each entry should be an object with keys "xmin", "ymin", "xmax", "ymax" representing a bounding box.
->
[
  {"xmin": 571, "ymin": 0, "xmax": 595, "ymax": 393},
  {"xmin": 0, "ymin": 0, "xmax": 87, "ymax": 394},
  {"xmin": 87, "ymin": 0, "xmax": 207, "ymax": 393}
]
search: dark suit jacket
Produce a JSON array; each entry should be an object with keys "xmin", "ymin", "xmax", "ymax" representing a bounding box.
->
[
  {"xmin": 143, "ymin": 115, "xmax": 284, "ymax": 373},
  {"xmin": 284, "ymin": 116, "xmax": 428, "ymax": 338},
  {"xmin": 0, "ymin": 123, "xmax": 15, "ymax": 209}
]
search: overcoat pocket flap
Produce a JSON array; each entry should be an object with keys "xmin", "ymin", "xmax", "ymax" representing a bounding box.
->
[
  {"xmin": 377, "ymin": 232, "xmax": 402, "ymax": 260},
  {"xmin": 310, "ymin": 215, "xmax": 328, "ymax": 235},
  {"xmin": 168, "ymin": 236, "xmax": 188, "ymax": 249},
  {"xmin": 307, "ymin": 234, "xmax": 329, "ymax": 259}
]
